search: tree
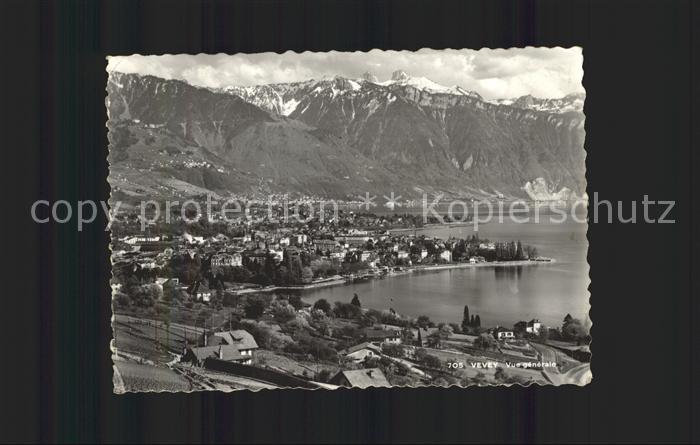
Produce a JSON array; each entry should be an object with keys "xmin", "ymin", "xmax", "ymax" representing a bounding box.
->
[
  {"xmin": 312, "ymin": 298, "xmax": 332, "ymax": 315},
  {"xmin": 212, "ymin": 289, "xmax": 224, "ymax": 310},
  {"xmin": 351, "ymin": 293, "xmax": 361, "ymax": 308},
  {"xmin": 461, "ymin": 305, "xmax": 471, "ymax": 332},
  {"xmin": 270, "ymin": 300, "xmax": 296, "ymax": 323},
  {"xmin": 287, "ymin": 295, "xmax": 304, "ymax": 311},
  {"xmin": 300, "ymin": 266, "xmax": 314, "ymax": 284},
  {"xmin": 317, "ymin": 369, "xmax": 333, "ymax": 383},
  {"xmin": 416, "ymin": 315, "xmax": 433, "ymax": 329},
  {"xmin": 470, "ymin": 372, "xmax": 488, "ymax": 386},
  {"xmin": 240, "ymin": 321, "xmax": 273, "ymax": 350},
  {"xmin": 382, "ymin": 343, "xmax": 406, "ymax": 358},
  {"xmin": 244, "ymin": 297, "xmax": 266, "ymax": 319},
  {"xmin": 562, "ymin": 317, "xmax": 589, "ymax": 342},
  {"xmin": 114, "ymin": 292, "xmax": 130, "ymax": 308},
  {"xmin": 416, "ymin": 350, "xmax": 441, "ymax": 369},
  {"xmin": 224, "ymin": 266, "xmax": 253, "ymax": 283},
  {"xmin": 428, "ymin": 324, "xmax": 453, "ymax": 348},
  {"xmin": 473, "ymin": 333, "xmax": 496, "ymax": 350},
  {"xmin": 474, "ymin": 315, "xmax": 481, "ymax": 328},
  {"xmin": 433, "ymin": 377, "xmax": 450, "ymax": 387},
  {"xmin": 291, "ymin": 332, "xmax": 338, "ymax": 362},
  {"xmin": 524, "ymin": 245, "xmax": 539, "ymax": 259},
  {"xmin": 427, "ymin": 331, "xmax": 443, "ymax": 348},
  {"xmin": 334, "ymin": 301, "xmax": 362, "ymax": 319},
  {"xmin": 495, "ymin": 367, "xmax": 506, "ymax": 381}
]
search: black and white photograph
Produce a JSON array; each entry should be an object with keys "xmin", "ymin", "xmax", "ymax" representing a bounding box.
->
[
  {"xmin": 107, "ymin": 48, "xmax": 590, "ymax": 392},
  {"xmin": 4, "ymin": 0, "xmax": 700, "ymax": 442}
]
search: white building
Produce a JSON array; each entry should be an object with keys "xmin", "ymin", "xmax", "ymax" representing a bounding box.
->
[
  {"xmin": 526, "ymin": 319, "xmax": 542, "ymax": 335},
  {"xmin": 343, "ymin": 343, "xmax": 383, "ymax": 363},
  {"xmin": 268, "ymin": 249, "xmax": 284, "ymax": 262},
  {"xmin": 211, "ymin": 253, "xmax": 242, "ymax": 267},
  {"xmin": 496, "ymin": 330, "xmax": 515, "ymax": 340},
  {"xmin": 123, "ymin": 235, "xmax": 160, "ymax": 245},
  {"xmin": 439, "ymin": 250, "xmax": 452, "ymax": 262}
]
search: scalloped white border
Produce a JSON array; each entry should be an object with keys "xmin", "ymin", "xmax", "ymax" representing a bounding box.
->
[{"xmin": 107, "ymin": 47, "xmax": 590, "ymax": 393}]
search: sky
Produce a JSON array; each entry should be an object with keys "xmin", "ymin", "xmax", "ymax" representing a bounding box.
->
[{"xmin": 107, "ymin": 47, "xmax": 584, "ymax": 100}]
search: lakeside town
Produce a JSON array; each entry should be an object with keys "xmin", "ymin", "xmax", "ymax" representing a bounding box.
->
[{"xmin": 111, "ymin": 204, "xmax": 591, "ymax": 391}]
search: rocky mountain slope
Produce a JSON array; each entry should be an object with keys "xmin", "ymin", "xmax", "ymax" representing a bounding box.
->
[
  {"xmin": 490, "ymin": 92, "xmax": 585, "ymax": 114},
  {"xmin": 107, "ymin": 71, "xmax": 585, "ymax": 201}
]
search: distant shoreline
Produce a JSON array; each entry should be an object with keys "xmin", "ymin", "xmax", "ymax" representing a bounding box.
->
[
  {"xmin": 388, "ymin": 221, "xmax": 477, "ymax": 233},
  {"xmin": 232, "ymin": 259, "xmax": 555, "ymax": 295}
]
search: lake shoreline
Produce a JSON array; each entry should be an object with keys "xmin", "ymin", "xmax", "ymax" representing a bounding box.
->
[
  {"xmin": 232, "ymin": 259, "xmax": 555, "ymax": 296},
  {"xmin": 388, "ymin": 221, "xmax": 477, "ymax": 233}
]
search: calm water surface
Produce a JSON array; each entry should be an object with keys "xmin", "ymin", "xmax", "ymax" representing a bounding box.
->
[{"xmin": 301, "ymin": 215, "xmax": 589, "ymax": 328}]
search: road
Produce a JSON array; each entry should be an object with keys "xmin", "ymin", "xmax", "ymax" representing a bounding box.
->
[
  {"xmin": 113, "ymin": 363, "xmax": 126, "ymax": 393},
  {"xmin": 173, "ymin": 365, "xmax": 279, "ymax": 391},
  {"xmin": 562, "ymin": 363, "xmax": 592, "ymax": 385},
  {"xmin": 530, "ymin": 342, "xmax": 561, "ymax": 371},
  {"xmin": 543, "ymin": 363, "xmax": 591, "ymax": 386}
]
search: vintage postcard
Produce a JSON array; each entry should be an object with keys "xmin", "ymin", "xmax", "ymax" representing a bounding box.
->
[{"xmin": 107, "ymin": 48, "xmax": 590, "ymax": 392}]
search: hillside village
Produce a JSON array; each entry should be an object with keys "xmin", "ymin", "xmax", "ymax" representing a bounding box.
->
[{"xmin": 111, "ymin": 209, "xmax": 590, "ymax": 391}]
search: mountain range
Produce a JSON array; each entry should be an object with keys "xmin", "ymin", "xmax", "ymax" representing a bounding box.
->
[{"xmin": 107, "ymin": 70, "xmax": 585, "ymax": 202}]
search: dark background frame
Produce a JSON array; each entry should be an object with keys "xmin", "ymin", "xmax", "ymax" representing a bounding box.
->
[{"xmin": 2, "ymin": 0, "xmax": 698, "ymax": 442}]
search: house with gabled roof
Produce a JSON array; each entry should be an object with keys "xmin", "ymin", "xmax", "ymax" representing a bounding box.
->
[
  {"xmin": 329, "ymin": 368, "xmax": 391, "ymax": 389},
  {"xmin": 206, "ymin": 329, "xmax": 259, "ymax": 359},
  {"xmin": 341, "ymin": 342, "xmax": 383, "ymax": 362},
  {"xmin": 188, "ymin": 280, "xmax": 212, "ymax": 302},
  {"xmin": 182, "ymin": 344, "xmax": 247, "ymax": 366},
  {"xmin": 363, "ymin": 328, "xmax": 402, "ymax": 345}
]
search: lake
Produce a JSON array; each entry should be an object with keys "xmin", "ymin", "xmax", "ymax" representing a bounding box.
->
[{"xmin": 300, "ymin": 214, "xmax": 590, "ymax": 329}]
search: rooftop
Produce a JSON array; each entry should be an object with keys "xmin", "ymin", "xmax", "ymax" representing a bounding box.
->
[
  {"xmin": 213, "ymin": 329, "xmax": 259, "ymax": 350},
  {"xmin": 334, "ymin": 368, "xmax": 391, "ymax": 388}
]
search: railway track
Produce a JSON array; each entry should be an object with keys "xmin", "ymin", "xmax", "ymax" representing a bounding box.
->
[{"xmin": 172, "ymin": 366, "xmax": 218, "ymax": 391}]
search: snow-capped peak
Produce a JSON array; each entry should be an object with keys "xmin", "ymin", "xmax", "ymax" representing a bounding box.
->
[
  {"xmin": 380, "ymin": 71, "xmax": 482, "ymax": 99},
  {"xmin": 362, "ymin": 71, "xmax": 379, "ymax": 83},
  {"xmin": 391, "ymin": 70, "xmax": 410, "ymax": 82},
  {"xmin": 489, "ymin": 92, "xmax": 585, "ymax": 114}
]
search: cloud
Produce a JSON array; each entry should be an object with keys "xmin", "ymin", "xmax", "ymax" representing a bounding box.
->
[{"xmin": 107, "ymin": 47, "xmax": 583, "ymax": 100}]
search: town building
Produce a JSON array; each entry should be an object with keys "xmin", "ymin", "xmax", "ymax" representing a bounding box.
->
[
  {"xmin": 182, "ymin": 345, "xmax": 248, "ymax": 366},
  {"xmin": 243, "ymin": 249, "xmax": 268, "ymax": 266},
  {"xmin": 360, "ymin": 251, "xmax": 373, "ymax": 262},
  {"xmin": 313, "ymin": 239, "xmax": 339, "ymax": 253},
  {"xmin": 526, "ymin": 319, "xmax": 542, "ymax": 334},
  {"xmin": 211, "ymin": 252, "xmax": 242, "ymax": 267},
  {"xmin": 268, "ymin": 249, "xmax": 284, "ymax": 262},
  {"xmin": 188, "ymin": 281, "xmax": 212, "ymax": 302},
  {"xmin": 364, "ymin": 328, "xmax": 402, "ymax": 345},
  {"xmin": 493, "ymin": 327, "xmax": 515, "ymax": 341},
  {"xmin": 155, "ymin": 277, "xmax": 179, "ymax": 289},
  {"xmin": 206, "ymin": 330, "xmax": 259, "ymax": 363},
  {"xmin": 514, "ymin": 319, "xmax": 543, "ymax": 335},
  {"xmin": 439, "ymin": 250, "xmax": 452, "ymax": 262},
  {"xmin": 412, "ymin": 327, "xmax": 438, "ymax": 347}
]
